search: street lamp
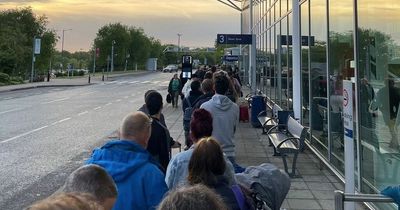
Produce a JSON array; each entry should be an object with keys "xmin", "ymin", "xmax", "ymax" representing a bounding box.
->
[
  {"xmin": 111, "ymin": 40, "xmax": 116, "ymax": 72},
  {"xmin": 61, "ymin": 29, "xmax": 72, "ymax": 77},
  {"xmin": 177, "ymin": 33, "xmax": 182, "ymax": 52}
]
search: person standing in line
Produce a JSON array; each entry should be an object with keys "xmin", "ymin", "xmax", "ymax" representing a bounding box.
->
[
  {"xmin": 182, "ymin": 80, "xmax": 203, "ymax": 149},
  {"xmin": 165, "ymin": 109, "xmax": 235, "ymax": 189},
  {"xmin": 200, "ymin": 73, "xmax": 244, "ymax": 173},
  {"xmin": 86, "ymin": 112, "xmax": 168, "ymax": 210},
  {"xmin": 168, "ymin": 74, "xmax": 182, "ymax": 108}
]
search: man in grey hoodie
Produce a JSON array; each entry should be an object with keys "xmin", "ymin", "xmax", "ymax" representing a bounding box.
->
[{"xmin": 200, "ymin": 72, "xmax": 245, "ymax": 173}]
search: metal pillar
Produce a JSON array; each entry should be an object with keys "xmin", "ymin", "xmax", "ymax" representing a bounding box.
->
[{"xmin": 292, "ymin": 0, "xmax": 301, "ymax": 119}]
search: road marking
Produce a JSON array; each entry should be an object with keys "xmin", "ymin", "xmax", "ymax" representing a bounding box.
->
[
  {"xmin": 141, "ymin": 81, "xmax": 150, "ymax": 84},
  {"xmin": 118, "ymin": 81, "xmax": 128, "ymax": 84},
  {"xmin": 78, "ymin": 111, "xmax": 89, "ymax": 116},
  {"xmin": 130, "ymin": 100, "xmax": 135, "ymax": 103},
  {"xmin": 41, "ymin": 97, "xmax": 69, "ymax": 104},
  {"xmin": 109, "ymin": 81, "xmax": 117, "ymax": 84},
  {"xmin": 94, "ymin": 106, "xmax": 102, "ymax": 110},
  {"xmin": 51, "ymin": 117, "xmax": 72, "ymax": 126},
  {"xmin": 4, "ymin": 97, "xmax": 14, "ymax": 100},
  {"xmin": 80, "ymin": 91, "xmax": 95, "ymax": 96},
  {"xmin": 1, "ymin": 125, "xmax": 49, "ymax": 144},
  {"xmin": 0, "ymin": 108, "xmax": 21, "ymax": 115},
  {"xmin": 115, "ymin": 99, "xmax": 122, "ymax": 102},
  {"xmin": 105, "ymin": 102, "xmax": 112, "ymax": 106},
  {"xmin": 129, "ymin": 81, "xmax": 139, "ymax": 84},
  {"xmin": 124, "ymin": 96, "xmax": 129, "ymax": 99}
]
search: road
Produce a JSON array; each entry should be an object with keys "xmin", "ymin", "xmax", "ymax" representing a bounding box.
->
[{"xmin": 0, "ymin": 72, "xmax": 174, "ymax": 209}]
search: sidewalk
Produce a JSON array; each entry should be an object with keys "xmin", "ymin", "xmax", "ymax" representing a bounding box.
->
[
  {"xmin": 0, "ymin": 71, "xmax": 150, "ymax": 93},
  {"xmin": 161, "ymin": 89, "xmax": 359, "ymax": 210}
]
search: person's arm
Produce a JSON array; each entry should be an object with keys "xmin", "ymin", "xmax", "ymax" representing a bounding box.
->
[{"xmin": 165, "ymin": 156, "xmax": 178, "ymax": 189}]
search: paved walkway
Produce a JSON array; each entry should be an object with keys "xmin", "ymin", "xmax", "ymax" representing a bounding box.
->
[{"xmin": 161, "ymin": 88, "xmax": 366, "ymax": 210}]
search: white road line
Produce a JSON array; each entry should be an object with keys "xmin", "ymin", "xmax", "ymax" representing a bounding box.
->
[
  {"xmin": 0, "ymin": 108, "xmax": 21, "ymax": 115},
  {"xmin": 0, "ymin": 125, "xmax": 49, "ymax": 144},
  {"xmin": 118, "ymin": 81, "xmax": 128, "ymax": 84},
  {"xmin": 80, "ymin": 91, "xmax": 95, "ymax": 96},
  {"xmin": 78, "ymin": 111, "xmax": 89, "ymax": 116},
  {"xmin": 41, "ymin": 97, "xmax": 69, "ymax": 104},
  {"xmin": 4, "ymin": 97, "xmax": 14, "ymax": 100},
  {"xmin": 109, "ymin": 81, "xmax": 117, "ymax": 84},
  {"xmin": 129, "ymin": 81, "xmax": 139, "ymax": 84},
  {"xmin": 124, "ymin": 96, "xmax": 129, "ymax": 99},
  {"xmin": 116, "ymin": 99, "xmax": 122, "ymax": 102},
  {"xmin": 105, "ymin": 102, "xmax": 112, "ymax": 106},
  {"xmin": 141, "ymin": 81, "xmax": 150, "ymax": 84},
  {"xmin": 94, "ymin": 106, "xmax": 102, "ymax": 110}
]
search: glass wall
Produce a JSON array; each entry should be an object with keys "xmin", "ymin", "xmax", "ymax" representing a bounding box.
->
[
  {"xmin": 328, "ymin": 0, "xmax": 354, "ymax": 174},
  {"xmin": 309, "ymin": 0, "xmax": 328, "ymax": 157},
  {"xmin": 357, "ymin": 0, "xmax": 400, "ymax": 203},
  {"xmin": 300, "ymin": 0, "xmax": 310, "ymax": 126}
]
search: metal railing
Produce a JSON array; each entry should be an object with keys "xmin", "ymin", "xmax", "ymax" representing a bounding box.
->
[{"xmin": 334, "ymin": 190, "xmax": 395, "ymax": 210}]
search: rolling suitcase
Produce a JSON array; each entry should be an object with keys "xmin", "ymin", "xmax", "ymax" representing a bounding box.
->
[{"xmin": 240, "ymin": 105, "xmax": 249, "ymax": 122}]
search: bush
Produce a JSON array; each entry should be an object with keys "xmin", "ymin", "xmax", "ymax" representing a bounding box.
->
[
  {"xmin": 10, "ymin": 76, "xmax": 24, "ymax": 84},
  {"xmin": 0, "ymin": 72, "xmax": 10, "ymax": 83},
  {"xmin": 55, "ymin": 72, "xmax": 66, "ymax": 77}
]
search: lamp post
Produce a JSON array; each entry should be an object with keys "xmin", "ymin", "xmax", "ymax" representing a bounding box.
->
[
  {"xmin": 111, "ymin": 40, "xmax": 115, "ymax": 72},
  {"xmin": 177, "ymin": 33, "xmax": 182, "ymax": 52},
  {"xmin": 61, "ymin": 29, "xmax": 72, "ymax": 77}
]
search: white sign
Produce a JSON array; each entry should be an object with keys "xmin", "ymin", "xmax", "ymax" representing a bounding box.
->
[
  {"xmin": 343, "ymin": 80, "xmax": 353, "ymax": 138},
  {"xmin": 343, "ymin": 80, "xmax": 355, "ymax": 210},
  {"xmin": 34, "ymin": 38, "xmax": 41, "ymax": 54}
]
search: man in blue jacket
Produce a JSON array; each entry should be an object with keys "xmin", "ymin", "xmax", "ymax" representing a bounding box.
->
[{"xmin": 86, "ymin": 111, "xmax": 168, "ymax": 210}]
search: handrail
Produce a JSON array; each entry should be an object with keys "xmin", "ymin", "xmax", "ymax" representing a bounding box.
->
[{"xmin": 334, "ymin": 190, "xmax": 395, "ymax": 210}]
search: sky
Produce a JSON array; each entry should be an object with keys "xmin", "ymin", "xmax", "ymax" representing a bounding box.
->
[{"xmin": 0, "ymin": 0, "xmax": 241, "ymax": 52}]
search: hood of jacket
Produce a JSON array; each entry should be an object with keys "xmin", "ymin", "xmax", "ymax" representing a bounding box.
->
[
  {"xmin": 210, "ymin": 94, "xmax": 234, "ymax": 111},
  {"xmin": 86, "ymin": 140, "xmax": 159, "ymax": 182}
]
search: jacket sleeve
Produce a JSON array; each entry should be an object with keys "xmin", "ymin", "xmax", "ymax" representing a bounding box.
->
[
  {"xmin": 144, "ymin": 168, "xmax": 168, "ymax": 210},
  {"xmin": 168, "ymin": 79, "xmax": 173, "ymax": 93},
  {"xmin": 165, "ymin": 156, "xmax": 178, "ymax": 189}
]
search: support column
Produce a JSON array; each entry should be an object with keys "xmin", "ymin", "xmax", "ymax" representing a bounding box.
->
[
  {"xmin": 249, "ymin": 0, "xmax": 257, "ymax": 94},
  {"xmin": 292, "ymin": 0, "xmax": 301, "ymax": 119}
]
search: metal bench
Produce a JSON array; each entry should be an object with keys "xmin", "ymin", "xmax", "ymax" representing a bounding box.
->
[
  {"xmin": 267, "ymin": 116, "xmax": 306, "ymax": 177},
  {"xmin": 334, "ymin": 190, "xmax": 395, "ymax": 210},
  {"xmin": 257, "ymin": 103, "xmax": 283, "ymax": 134}
]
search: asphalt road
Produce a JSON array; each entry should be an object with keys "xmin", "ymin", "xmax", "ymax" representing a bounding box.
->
[{"xmin": 0, "ymin": 72, "xmax": 175, "ymax": 209}]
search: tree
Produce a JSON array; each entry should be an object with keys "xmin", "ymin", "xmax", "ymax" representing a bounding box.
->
[{"xmin": 0, "ymin": 7, "xmax": 57, "ymax": 79}]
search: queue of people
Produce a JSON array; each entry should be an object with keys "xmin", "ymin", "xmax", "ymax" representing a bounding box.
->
[{"xmin": 26, "ymin": 66, "xmax": 249, "ymax": 210}]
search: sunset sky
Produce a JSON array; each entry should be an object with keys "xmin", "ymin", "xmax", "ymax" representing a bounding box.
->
[{"xmin": 0, "ymin": 0, "xmax": 241, "ymax": 52}]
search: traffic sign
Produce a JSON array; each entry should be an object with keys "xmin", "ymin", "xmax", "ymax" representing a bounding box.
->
[
  {"xmin": 223, "ymin": 55, "xmax": 239, "ymax": 62},
  {"xmin": 217, "ymin": 34, "xmax": 253, "ymax": 45}
]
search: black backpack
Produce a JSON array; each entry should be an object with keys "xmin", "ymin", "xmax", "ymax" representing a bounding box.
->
[{"xmin": 183, "ymin": 97, "xmax": 195, "ymax": 131}]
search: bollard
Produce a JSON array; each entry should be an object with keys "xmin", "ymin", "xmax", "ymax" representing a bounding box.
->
[
  {"xmin": 102, "ymin": 75, "xmax": 104, "ymax": 81},
  {"xmin": 88, "ymin": 74, "xmax": 91, "ymax": 84}
]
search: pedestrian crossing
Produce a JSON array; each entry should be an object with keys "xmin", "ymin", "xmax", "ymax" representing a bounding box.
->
[{"xmin": 104, "ymin": 80, "xmax": 168, "ymax": 86}]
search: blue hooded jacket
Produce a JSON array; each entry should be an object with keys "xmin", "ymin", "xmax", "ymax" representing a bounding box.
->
[{"xmin": 86, "ymin": 140, "xmax": 168, "ymax": 210}]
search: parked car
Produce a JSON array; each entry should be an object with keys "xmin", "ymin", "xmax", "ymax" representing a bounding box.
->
[{"xmin": 163, "ymin": 64, "xmax": 178, "ymax": 73}]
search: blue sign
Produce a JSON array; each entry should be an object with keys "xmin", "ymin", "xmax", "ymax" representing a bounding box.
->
[
  {"xmin": 280, "ymin": 35, "xmax": 315, "ymax": 46},
  {"xmin": 217, "ymin": 34, "xmax": 253, "ymax": 45},
  {"xmin": 223, "ymin": 55, "xmax": 239, "ymax": 62}
]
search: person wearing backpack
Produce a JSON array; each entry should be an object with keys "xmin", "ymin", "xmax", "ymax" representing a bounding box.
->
[{"xmin": 182, "ymin": 80, "xmax": 203, "ymax": 150}]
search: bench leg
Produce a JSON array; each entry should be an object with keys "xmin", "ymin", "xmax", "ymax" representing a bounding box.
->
[
  {"xmin": 273, "ymin": 147, "xmax": 281, "ymax": 156},
  {"xmin": 282, "ymin": 152, "xmax": 301, "ymax": 178}
]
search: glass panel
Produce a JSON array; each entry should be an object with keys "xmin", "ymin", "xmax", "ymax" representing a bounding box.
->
[
  {"xmin": 310, "ymin": 0, "xmax": 328, "ymax": 157},
  {"xmin": 358, "ymin": 1, "xmax": 400, "ymax": 209},
  {"xmin": 281, "ymin": 0, "xmax": 288, "ymax": 15},
  {"xmin": 281, "ymin": 17, "xmax": 288, "ymax": 109},
  {"xmin": 288, "ymin": 12, "xmax": 293, "ymax": 110},
  {"xmin": 301, "ymin": 0, "xmax": 310, "ymax": 126},
  {"xmin": 328, "ymin": 0, "xmax": 354, "ymax": 175}
]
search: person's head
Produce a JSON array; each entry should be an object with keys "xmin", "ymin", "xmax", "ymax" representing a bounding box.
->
[
  {"xmin": 26, "ymin": 192, "xmax": 103, "ymax": 210},
  {"xmin": 211, "ymin": 66, "xmax": 217, "ymax": 73},
  {"xmin": 173, "ymin": 73, "xmax": 178, "ymax": 79},
  {"xmin": 157, "ymin": 184, "xmax": 228, "ymax": 210},
  {"xmin": 190, "ymin": 80, "xmax": 201, "ymax": 93},
  {"xmin": 201, "ymin": 79, "xmax": 213, "ymax": 94},
  {"xmin": 191, "ymin": 73, "xmax": 199, "ymax": 81},
  {"xmin": 213, "ymin": 73, "xmax": 230, "ymax": 95},
  {"xmin": 188, "ymin": 137, "xmax": 226, "ymax": 186},
  {"xmin": 190, "ymin": 109, "xmax": 213, "ymax": 143},
  {"xmin": 60, "ymin": 164, "xmax": 117, "ymax": 210},
  {"xmin": 120, "ymin": 112, "xmax": 152, "ymax": 148},
  {"xmin": 145, "ymin": 91, "xmax": 163, "ymax": 116},
  {"xmin": 204, "ymin": 71, "xmax": 213, "ymax": 80},
  {"xmin": 144, "ymin": 90, "xmax": 156, "ymax": 100}
]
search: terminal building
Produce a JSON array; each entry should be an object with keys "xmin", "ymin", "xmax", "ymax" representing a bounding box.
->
[{"xmin": 237, "ymin": 0, "xmax": 399, "ymax": 209}]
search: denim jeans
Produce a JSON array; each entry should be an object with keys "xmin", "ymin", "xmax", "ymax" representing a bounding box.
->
[{"xmin": 227, "ymin": 156, "xmax": 246, "ymax": 173}]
